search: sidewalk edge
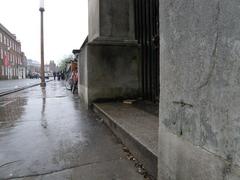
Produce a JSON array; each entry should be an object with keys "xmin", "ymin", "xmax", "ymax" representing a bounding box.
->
[{"xmin": 0, "ymin": 80, "xmax": 53, "ymax": 97}]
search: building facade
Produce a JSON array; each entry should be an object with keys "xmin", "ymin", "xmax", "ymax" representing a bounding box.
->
[
  {"xmin": 18, "ymin": 52, "xmax": 27, "ymax": 79},
  {"xmin": 27, "ymin": 59, "xmax": 40, "ymax": 77},
  {"xmin": 0, "ymin": 23, "xmax": 25, "ymax": 80}
]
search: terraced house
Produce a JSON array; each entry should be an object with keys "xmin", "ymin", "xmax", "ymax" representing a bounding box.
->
[{"xmin": 0, "ymin": 23, "xmax": 25, "ymax": 80}]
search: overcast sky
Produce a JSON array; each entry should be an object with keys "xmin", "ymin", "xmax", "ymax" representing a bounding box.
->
[{"xmin": 0, "ymin": 0, "xmax": 88, "ymax": 65}]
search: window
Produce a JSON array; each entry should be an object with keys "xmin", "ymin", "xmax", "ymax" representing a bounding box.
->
[
  {"xmin": 2, "ymin": 66, "xmax": 4, "ymax": 76},
  {"xmin": 0, "ymin": 33, "xmax": 2, "ymax": 43}
]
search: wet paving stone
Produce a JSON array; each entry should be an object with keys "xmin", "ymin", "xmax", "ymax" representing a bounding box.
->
[{"xmin": 0, "ymin": 81, "xmax": 144, "ymax": 180}]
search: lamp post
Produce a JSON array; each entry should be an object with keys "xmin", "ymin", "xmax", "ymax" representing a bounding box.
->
[{"xmin": 39, "ymin": 0, "xmax": 46, "ymax": 87}]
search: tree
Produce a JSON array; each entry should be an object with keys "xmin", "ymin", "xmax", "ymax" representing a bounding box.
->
[{"xmin": 58, "ymin": 54, "xmax": 74, "ymax": 72}]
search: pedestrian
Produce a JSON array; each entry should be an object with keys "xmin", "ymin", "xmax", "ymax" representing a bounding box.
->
[
  {"xmin": 61, "ymin": 71, "xmax": 65, "ymax": 80},
  {"xmin": 53, "ymin": 72, "xmax": 56, "ymax": 80},
  {"xmin": 71, "ymin": 70, "xmax": 78, "ymax": 93},
  {"xmin": 57, "ymin": 72, "xmax": 61, "ymax": 80}
]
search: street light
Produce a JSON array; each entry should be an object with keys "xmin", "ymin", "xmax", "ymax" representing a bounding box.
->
[{"xmin": 39, "ymin": 0, "xmax": 46, "ymax": 87}]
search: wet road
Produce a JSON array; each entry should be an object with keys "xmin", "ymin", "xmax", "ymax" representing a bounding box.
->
[
  {"xmin": 0, "ymin": 79, "xmax": 42, "ymax": 94},
  {"xmin": 0, "ymin": 81, "xmax": 143, "ymax": 180}
]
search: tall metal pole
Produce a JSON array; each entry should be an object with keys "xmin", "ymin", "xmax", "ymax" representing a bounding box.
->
[{"xmin": 40, "ymin": 6, "xmax": 46, "ymax": 87}]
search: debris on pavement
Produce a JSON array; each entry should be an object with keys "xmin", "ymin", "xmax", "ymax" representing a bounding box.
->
[
  {"xmin": 123, "ymin": 99, "xmax": 136, "ymax": 104},
  {"xmin": 122, "ymin": 145, "xmax": 155, "ymax": 180}
]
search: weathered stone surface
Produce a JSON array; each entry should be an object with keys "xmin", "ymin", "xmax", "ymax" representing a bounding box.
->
[
  {"xmin": 87, "ymin": 44, "xmax": 139, "ymax": 103},
  {"xmin": 99, "ymin": 0, "xmax": 135, "ymax": 40},
  {"xmin": 88, "ymin": 0, "xmax": 135, "ymax": 42},
  {"xmin": 78, "ymin": 45, "xmax": 89, "ymax": 105},
  {"xmin": 88, "ymin": 0, "xmax": 100, "ymax": 42},
  {"xmin": 159, "ymin": 124, "xmax": 225, "ymax": 180},
  {"xmin": 78, "ymin": 43, "xmax": 139, "ymax": 105},
  {"xmin": 159, "ymin": 0, "xmax": 240, "ymax": 179}
]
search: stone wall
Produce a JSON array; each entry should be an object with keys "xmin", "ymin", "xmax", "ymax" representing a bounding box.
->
[
  {"xmin": 159, "ymin": 0, "xmax": 240, "ymax": 179},
  {"xmin": 78, "ymin": 45, "xmax": 88, "ymax": 105},
  {"xmin": 87, "ymin": 43, "xmax": 140, "ymax": 103},
  {"xmin": 99, "ymin": 0, "xmax": 135, "ymax": 40},
  {"xmin": 88, "ymin": 0, "xmax": 100, "ymax": 42}
]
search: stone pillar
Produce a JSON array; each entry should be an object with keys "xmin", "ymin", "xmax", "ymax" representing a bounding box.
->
[
  {"xmin": 79, "ymin": 0, "xmax": 139, "ymax": 105},
  {"xmin": 88, "ymin": 0, "xmax": 135, "ymax": 42},
  {"xmin": 159, "ymin": 0, "xmax": 240, "ymax": 179}
]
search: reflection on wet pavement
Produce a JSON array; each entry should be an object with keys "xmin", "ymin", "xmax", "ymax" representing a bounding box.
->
[
  {"xmin": 41, "ymin": 88, "xmax": 47, "ymax": 129},
  {"xmin": 0, "ymin": 81, "xmax": 144, "ymax": 180}
]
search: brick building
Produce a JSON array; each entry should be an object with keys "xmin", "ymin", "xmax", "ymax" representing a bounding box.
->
[
  {"xmin": 18, "ymin": 52, "xmax": 27, "ymax": 79},
  {"xmin": 0, "ymin": 23, "xmax": 25, "ymax": 80}
]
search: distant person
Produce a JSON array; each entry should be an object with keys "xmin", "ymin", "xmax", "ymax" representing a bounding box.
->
[
  {"xmin": 57, "ymin": 72, "xmax": 61, "ymax": 80},
  {"xmin": 71, "ymin": 70, "xmax": 78, "ymax": 93},
  {"xmin": 53, "ymin": 72, "xmax": 56, "ymax": 80},
  {"xmin": 61, "ymin": 71, "xmax": 65, "ymax": 80}
]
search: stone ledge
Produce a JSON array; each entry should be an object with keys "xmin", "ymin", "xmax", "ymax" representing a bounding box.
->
[
  {"xmin": 88, "ymin": 37, "xmax": 139, "ymax": 47},
  {"xmin": 92, "ymin": 102, "xmax": 158, "ymax": 179}
]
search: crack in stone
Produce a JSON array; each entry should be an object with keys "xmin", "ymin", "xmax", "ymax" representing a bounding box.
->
[
  {"xmin": 0, "ymin": 160, "xmax": 22, "ymax": 168},
  {"xmin": 172, "ymin": 101, "xmax": 193, "ymax": 108},
  {"xmin": 198, "ymin": 1, "xmax": 220, "ymax": 89}
]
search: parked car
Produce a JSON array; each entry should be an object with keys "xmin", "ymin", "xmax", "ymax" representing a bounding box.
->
[
  {"xmin": 29, "ymin": 72, "xmax": 40, "ymax": 79},
  {"xmin": 44, "ymin": 72, "xmax": 49, "ymax": 79},
  {"xmin": 48, "ymin": 72, "xmax": 53, "ymax": 77}
]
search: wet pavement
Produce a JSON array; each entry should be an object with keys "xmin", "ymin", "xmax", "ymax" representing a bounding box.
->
[
  {"xmin": 0, "ymin": 81, "xmax": 144, "ymax": 180},
  {"xmin": 0, "ymin": 79, "xmax": 43, "ymax": 94}
]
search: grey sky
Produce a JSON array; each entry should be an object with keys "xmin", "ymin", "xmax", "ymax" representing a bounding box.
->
[{"xmin": 0, "ymin": 0, "xmax": 88, "ymax": 65}]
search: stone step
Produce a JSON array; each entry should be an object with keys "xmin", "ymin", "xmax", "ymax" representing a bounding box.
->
[{"xmin": 92, "ymin": 102, "xmax": 158, "ymax": 179}]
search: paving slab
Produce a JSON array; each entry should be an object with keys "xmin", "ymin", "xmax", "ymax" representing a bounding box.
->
[{"xmin": 15, "ymin": 159, "xmax": 141, "ymax": 180}]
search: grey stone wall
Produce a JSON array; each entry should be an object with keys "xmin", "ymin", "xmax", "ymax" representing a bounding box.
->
[
  {"xmin": 99, "ymin": 0, "xmax": 135, "ymax": 40},
  {"xmin": 78, "ymin": 45, "xmax": 89, "ymax": 105},
  {"xmin": 87, "ymin": 44, "xmax": 140, "ymax": 103},
  {"xmin": 159, "ymin": 0, "xmax": 240, "ymax": 179},
  {"xmin": 78, "ymin": 42, "xmax": 139, "ymax": 105},
  {"xmin": 88, "ymin": 0, "xmax": 100, "ymax": 42},
  {"xmin": 88, "ymin": 0, "xmax": 135, "ymax": 42}
]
